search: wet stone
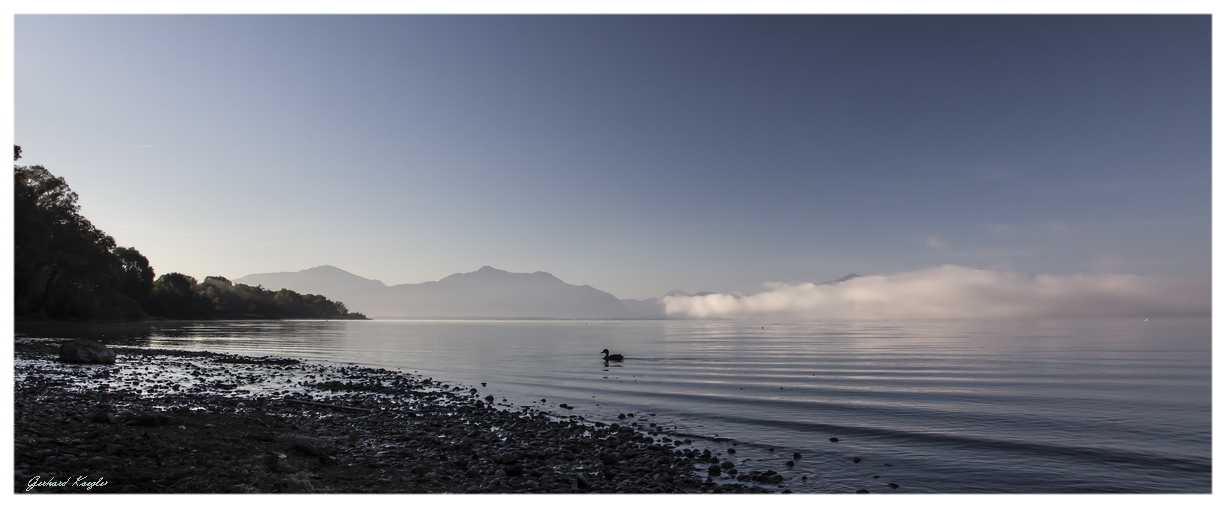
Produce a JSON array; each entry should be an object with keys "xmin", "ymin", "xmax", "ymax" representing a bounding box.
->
[
  {"xmin": 293, "ymin": 438, "xmax": 323, "ymax": 457},
  {"xmin": 58, "ymin": 339, "xmax": 116, "ymax": 365},
  {"xmin": 133, "ymin": 411, "xmax": 172, "ymax": 427},
  {"xmin": 90, "ymin": 411, "xmax": 118, "ymax": 424}
]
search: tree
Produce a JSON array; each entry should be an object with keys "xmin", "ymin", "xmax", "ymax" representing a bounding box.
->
[
  {"xmin": 14, "ymin": 162, "xmax": 144, "ymax": 321},
  {"xmin": 114, "ymin": 247, "xmax": 155, "ymax": 307},
  {"xmin": 149, "ymin": 272, "xmax": 207, "ymax": 319},
  {"xmin": 13, "ymin": 147, "xmax": 366, "ymax": 321}
]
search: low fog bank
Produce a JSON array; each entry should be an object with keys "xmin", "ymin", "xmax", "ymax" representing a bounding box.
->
[{"xmin": 661, "ymin": 265, "xmax": 1209, "ymax": 319}]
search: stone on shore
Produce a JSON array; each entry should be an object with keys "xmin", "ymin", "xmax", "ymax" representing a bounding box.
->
[
  {"xmin": 294, "ymin": 438, "xmax": 323, "ymax": 456},
  {"xmin": 90, "ymin": 410, "xmax": 119, "ymax": 424},
  {"xmin": 133, "ymin": 411, "xmax": 173, "ymax": 426},
  {"xmin": 58, "ymin": 339, "xmax": 116, "ymax": 364}
]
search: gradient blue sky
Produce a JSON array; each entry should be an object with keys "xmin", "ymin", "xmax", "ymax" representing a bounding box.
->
[{"xmin": 14, "ymin": 14, "xmax": 1210, "ymax": 299}]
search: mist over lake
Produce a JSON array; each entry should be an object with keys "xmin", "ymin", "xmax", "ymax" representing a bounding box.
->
[{"xmin": 19, "ymin": 317, "xmax": 1210, "ymax": 493}]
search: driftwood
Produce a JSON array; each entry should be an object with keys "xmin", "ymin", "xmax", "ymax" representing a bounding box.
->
[{"xmin": 283, "ymin": 398, "xmax": 374, "ymax": 412}]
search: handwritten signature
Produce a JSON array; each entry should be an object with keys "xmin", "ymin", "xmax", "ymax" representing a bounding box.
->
[{"xmin": 25, "ymin": 475, "xmax": 109, "ymax": 491}]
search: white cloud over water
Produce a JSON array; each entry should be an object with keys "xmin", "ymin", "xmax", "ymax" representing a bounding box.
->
[{"xmin": 661, "ymin": 265, "xmax": 1208, "ymax": 319}]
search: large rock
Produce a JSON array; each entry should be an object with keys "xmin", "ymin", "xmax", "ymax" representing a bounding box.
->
[
  {"xmin": 293, "ymin": 438, "xmax": 323, "ymax": 457},
  {"xmin": 58, "ymin": 339, "xmax": 116, "ymax": 364},
  {"xmin": 133, "ymin": 411, "xmax": 173, "ymax": 427}
]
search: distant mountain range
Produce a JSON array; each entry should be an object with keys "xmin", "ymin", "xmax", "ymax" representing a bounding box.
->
[
  {"xmin": 820, "ymin": 273, "xmax": 862, "ymax": 285},
  {"xmin": 235, "ymin": 266, "xmax": 860, "ymax": 319}
]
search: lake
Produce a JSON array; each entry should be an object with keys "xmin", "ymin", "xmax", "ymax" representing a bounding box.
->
[{"xmin": 15, "ymin": 317, "xmax": 1211, "ymax": 493}]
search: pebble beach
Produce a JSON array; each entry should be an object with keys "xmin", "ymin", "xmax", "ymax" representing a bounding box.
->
[{"xmin": 14, "ymin": 338, "xmax": 780, "ymax": 494}]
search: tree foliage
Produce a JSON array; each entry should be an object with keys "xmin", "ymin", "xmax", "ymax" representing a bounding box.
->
[
  {"xmin": 146, "ymin": 273, "xmax": 365, "ymax": 320},
  {"xmin": 14, "ymin": 162, "xmax": 146, "ymax": 321},
  {"xmin": 14, "ymin": 147, "xmax": 366, "ymax": 322},
  {"xmin": 115, "ymin": 246, "xmax": 155, "ymax": 306}
]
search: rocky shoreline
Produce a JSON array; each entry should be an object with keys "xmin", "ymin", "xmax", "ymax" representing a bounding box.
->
[{"xmin": 14, "ymin": 339, "xmax": 778, "ymax": 493}]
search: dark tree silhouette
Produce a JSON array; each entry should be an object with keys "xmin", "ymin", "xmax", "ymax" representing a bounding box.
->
[
  {"xmin": 149, "ymin": 273, "xmax": 207, "ymax": 319},
  {"xmin": 114, "ymin": 247, "xmax": 155, "ymax": 307},
  {"xmin": 145, "ymin": 272, "xmax": 365, "ymax": 320},
  {"xmin": 14, "ymin": 163, "xmax": 144, "ymax": 320},
  {"xmin": 14, "ymin": 150, "xmax": 366, "ymax": 321}
]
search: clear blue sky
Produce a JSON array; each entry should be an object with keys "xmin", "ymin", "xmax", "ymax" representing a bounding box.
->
[{"xmin": 14, "ymin": 15, "xmax": 1210, "ymax": 300}]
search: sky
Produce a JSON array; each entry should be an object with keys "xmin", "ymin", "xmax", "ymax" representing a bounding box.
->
[{"xmin": 12, "ymin": 14, "xmax": 1212, "ymax": 309}]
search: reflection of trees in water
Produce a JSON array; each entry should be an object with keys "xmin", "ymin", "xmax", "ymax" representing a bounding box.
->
[
  {"xmin": 142, "ymin": 321, "xmax": 351, "ymax": 355},
  {"xmin": 15, "ymin": 321, "xmax": 155, "ymax": 345},
  {"xmin": 16, "ymin": 320, "xmax": 351, "ymax": 354}
]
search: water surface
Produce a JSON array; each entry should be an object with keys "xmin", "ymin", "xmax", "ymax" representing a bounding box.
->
[{"xmin": 16, "ymin": 317, "xmax": 1211, "ymax": 493}]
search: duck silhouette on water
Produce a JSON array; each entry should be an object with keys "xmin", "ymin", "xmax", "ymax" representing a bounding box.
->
[{"xmin": 600, "ymin": 349, "xmax": 625, "ymax": 362}]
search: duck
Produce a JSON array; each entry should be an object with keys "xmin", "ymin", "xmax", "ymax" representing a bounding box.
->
[{"xmin": 600, "ymin": 349, "xmax": 624, "ymax": 361}]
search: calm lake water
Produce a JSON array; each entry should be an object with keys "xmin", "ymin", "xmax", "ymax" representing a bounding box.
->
[{"xmin": 16, "ymin": 317, "xmax": 1211, "ymax": 493}]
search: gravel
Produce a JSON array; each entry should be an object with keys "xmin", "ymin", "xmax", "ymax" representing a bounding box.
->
[{"xmin": 14, "ymin": 339, "xmax": 774, "ymax": 494}]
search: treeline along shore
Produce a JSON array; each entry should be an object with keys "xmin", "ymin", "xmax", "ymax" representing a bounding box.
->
[
  {"xmin": 15, "ymin": 339, "xmax": 777, "ymax": 493},
  {"xmin": 13, "ymin": 146, "xmax": 366, "ymax": 322}
]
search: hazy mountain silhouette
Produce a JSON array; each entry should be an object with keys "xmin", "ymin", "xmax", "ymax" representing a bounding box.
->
[
  {"xmin": 819, "ymin": 273, "xmax": 861, "ymax": 285},
  {"xmin": 237, "ymin": 266, "xmax": 640, "ymax": 319},
  {"xmin": 618, "ymin": 297, "xmax": 667, "ymax": 319},
  {"xmin": 238, "ymin": 265, "xmax": 389, "ymax": 297},
  {"xmin": 236, "ymin": 267, "xmax": 865, "ymax": 319}
]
